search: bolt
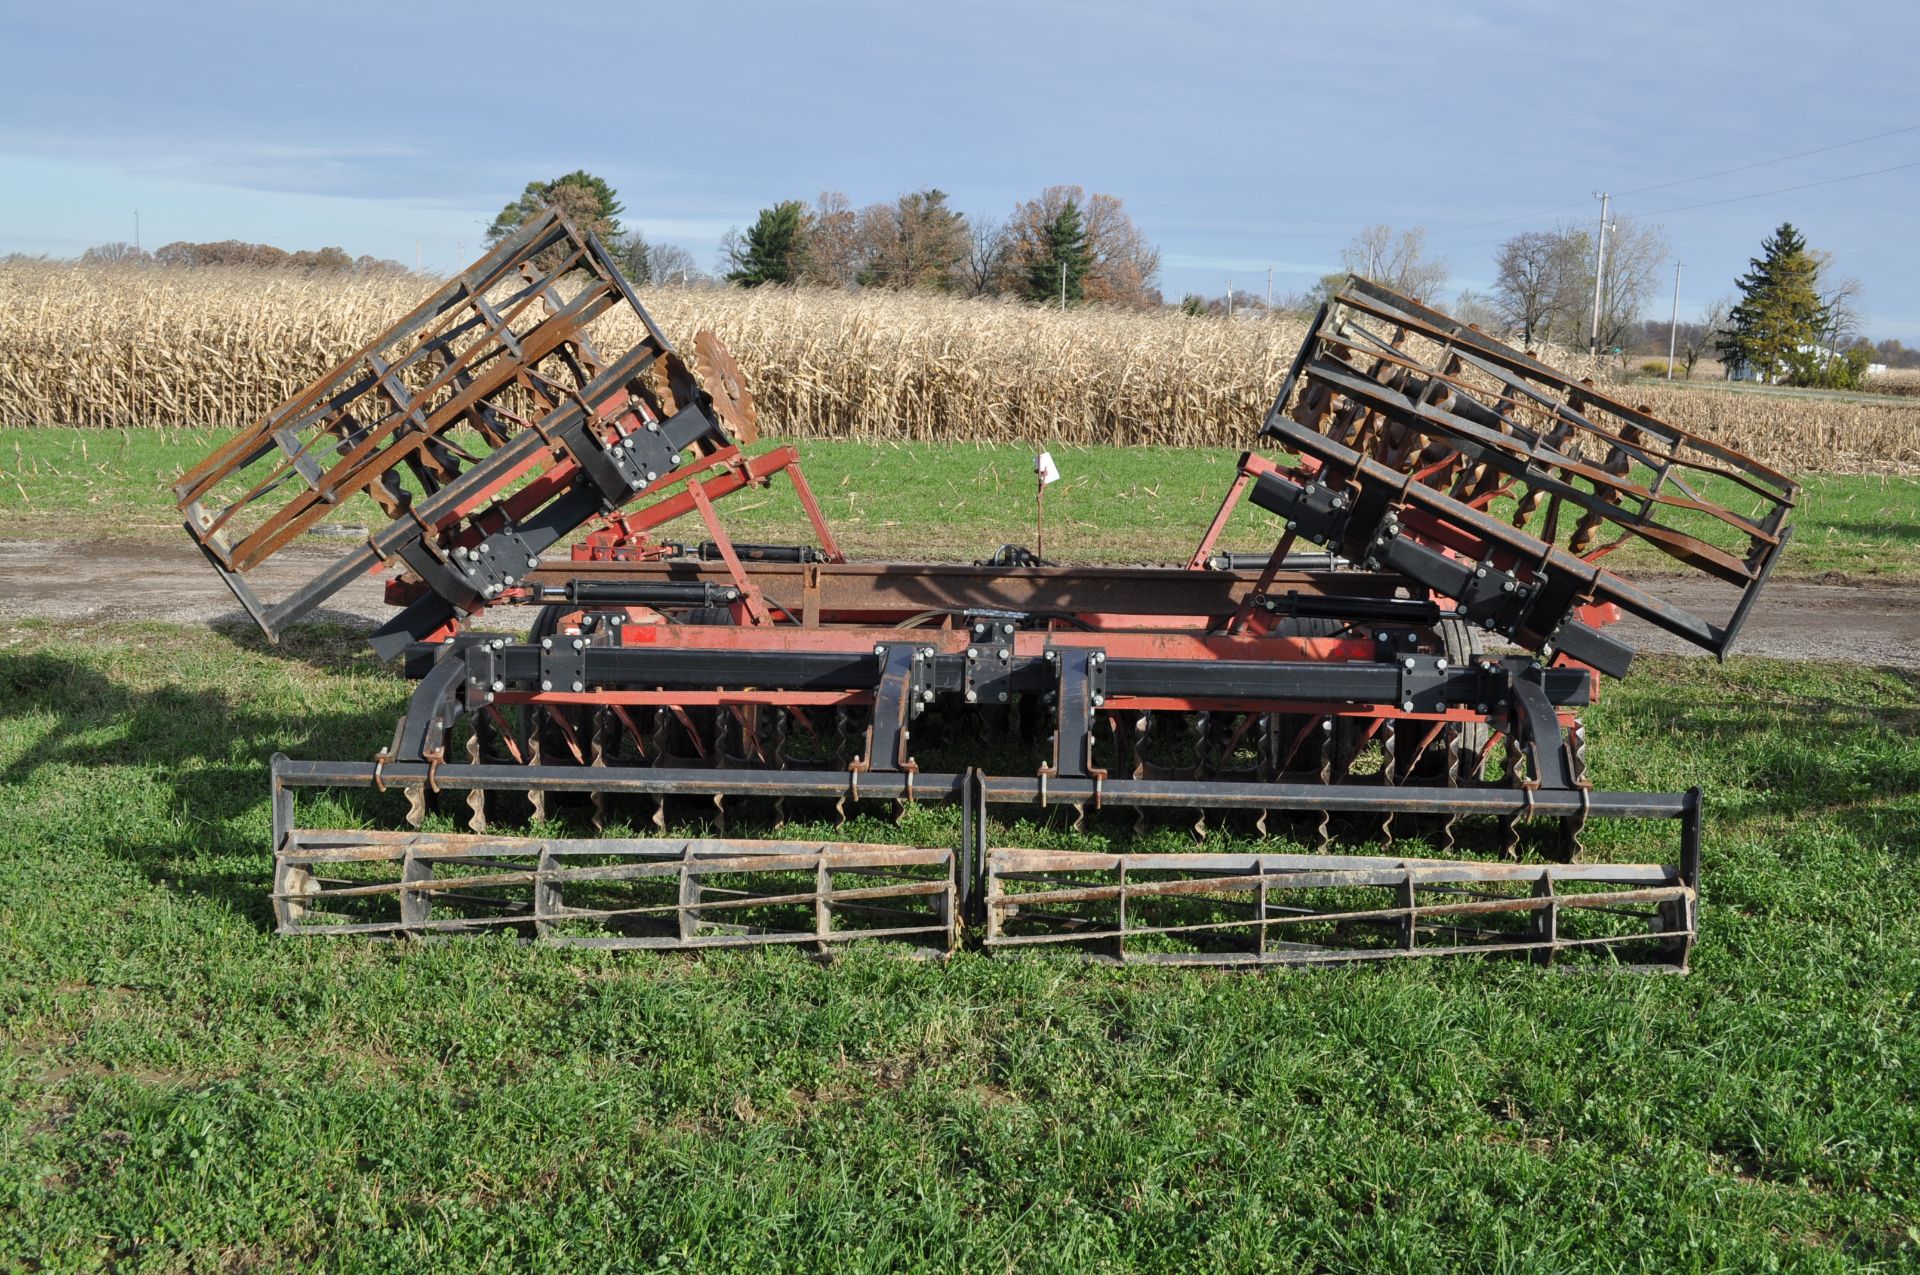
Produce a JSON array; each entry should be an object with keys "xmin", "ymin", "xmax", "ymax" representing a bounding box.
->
[
  {"xmin": 922, "ymin": 689, "xmax": 935, "ymax": 703},
  {"xmin": 922, "ymin": 647, "xmax": 935, "ymax": 659},
  {"xmin": 491, "ymin": 679, "xmax": 505, "ymax": 692},
  {"xmin": 571, "ymin": 681, "xmax": 584, "ymax": 692},
  {"xmin": 1091, "ymin": 652, "xmax": 1105, "ymax": 665},
  {"xmin": 483, "ymin": 691, "xmax": 495, "ymax": 704},
  {"xmin": 1045, "ymin": 650, "xmax": 1057, "ymax": 662},
  {"xmin": 1002, "ymin": 624, "xmax": 1014, "ymax": 635},
  {"xmin": 645, "ymin": 471, "xmax": 657, "ymax": 482},
  {"xmin": 874, "ymin": 644, "xmax": 885, "ymax": 656},
  {"xmin": 965, "ymin": 689, "xmax": 978, "ymax": 702},
  {"xmin": 482, "ymin": 543, "xmax": 493, "ymax": 555},
  {"xmin": 1092, "ymin": 694, "xmax": 1105, "ymax": 707},
  {"xmin": 1402, "ymin": 699, "xmax": 1415, "ymax": 712},
  {"xmin": 527, "ymin": 556, "xmax": 539, "ymax": 569},
  {"xmin": 997, "ymin": 692, "xmax": 1008, "ymax": 702},
  {"xmin": 503, "ymin": 575, "xmax": 515, "ymax": 586},
  {"xmin": 1375, "ymin": 631, "xmax": 1388, "ymax": 642},
  {"xmin": 540, "ymin": 679, "xmax": 553, "ymax": 691},
  {"xmin": 1502, "ymin": 580, "xmax": 1515, "ymax": 593},
  {"xmin": 541, "ymin": 637, "xmax": 553, "ymax": 650},
  {"xmin": 1476, "ymin": 702, "xmax": 1488, "ymax": 713},
  {"xmin": 647, "ymin": 421, "xmax": 659, "ymax": 432},
  {"xmin": 913, "ymin": 649, "xmax": 925, "ymax": 662},
  {"xmin": 998, "ymin": 648, "xmax": 1010, "ymax": 661},
  {"xmin": 572, "ymin": 638, "xmax": 585, "ymax": 651},
  {"xmin": 967, "ymin": 648, "xmax": 979, "ymax": 661},
  {"xmin": 1435, "ymin": 658, "xmax": 1448, "ymax": 671},
  {"xmin": 1475, "ymin": 567, "xmax": 1485, "ymax": 578},
  {"xmin": 1403, "ymin": 657, "xmax": 1416, "ymax": 670},
  {"xmin": 672, "ymin": 453, "xmax": 683, "ymax": 465}
]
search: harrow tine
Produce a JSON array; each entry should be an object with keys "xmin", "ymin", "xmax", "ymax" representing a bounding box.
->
[{"xmin": 466, "ymin": 730, "xmax": 487, "ymax": 833}]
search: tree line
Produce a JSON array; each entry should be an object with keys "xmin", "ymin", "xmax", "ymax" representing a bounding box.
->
[
  {"xmin": 719, "ymin": 186, "xmax": 1161, "ymax": 308},
  {"xmin": 486, "ymin": 172, "xmax": 1162, "ymax": 308},
  {"xmin": 73, "ymin": 240, "xmax": 409, "ymax": 274}
]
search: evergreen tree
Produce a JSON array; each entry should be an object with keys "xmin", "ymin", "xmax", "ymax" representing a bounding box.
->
[
  {"xmin": 727, "ymin": 201, "xmax": 811, "ymax": 286},
  {"xmin": 487, "ymin": 171, "xmax": 624, "ymax": 245},
  {"xmin": 1716, "ymin": 222, "xmax": 1828, "ymax": 384},
  {"xmin": 1024, "ymin": 200, "xmax": 1091, "ymax": 304}
]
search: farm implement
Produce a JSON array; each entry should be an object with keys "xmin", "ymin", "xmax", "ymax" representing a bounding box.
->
[{"xmin": 177, "ymin": 214, "xmax": 1796, "ymax": 969}]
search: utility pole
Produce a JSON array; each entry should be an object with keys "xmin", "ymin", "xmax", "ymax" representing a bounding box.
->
[
  {"xmin": 1666, "ymin": 261, "xmax": 1683, "ymax": 380},
  {"xmin": 1265, "ymin": 267, "xmax": 1273, "ymax": 311},
  {"xmin": 1060, "ymin": 261, "xmax": 1066, "ymax": 311},
  {"xmin": 133, "ymin": 210, "xmax": 140, "ymax": 252},
  {"xmin": 1588, "ymin": 192, "xmax": 1612, "ymax": 362},
  {"xmin": 1225, "ymin": 281, "xmax": 1233, "ymax": 320}
]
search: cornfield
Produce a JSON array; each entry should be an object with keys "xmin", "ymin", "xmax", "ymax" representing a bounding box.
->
[{"xmin": 3, "ymin": 258, "xmax": 1916, "ymax": 473}]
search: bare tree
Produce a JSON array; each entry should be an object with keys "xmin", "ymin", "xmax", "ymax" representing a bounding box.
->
[
  {"xmin": 1492, "ymin": 230, "xmax": 1583, "ymax": 347},
  {"xmin": 1677, "ymin": 297, "xmax": 1730, "ymax": 379},
  {"xmin": 1450, "ymin": 288, "xmax": 1506, "ymax": 333},
  {"xmin": 80, "ymin": 241, "xmax": 150, "ymax": 266},
  {"xmin": 647, "ymin": 242, "xmax": 706, "ymax": 286},
  {"xmin": 1592, "ymin": 216, "xmax": 1671, "ymax": 357},
  {"xmin": 1811, "ymin": 252, "xmax": 1865, "ymax": 362},
  {"xmin": 1338, "ymin": 225, "xmax": 1449, "ymax": 301},
  {"xmin": 958, "ymin": 214, "xmax": 1009, "ymax": 296},
  {"xmin": 713, "ymin": 228, "xmax": 742, "ymax": 280}
]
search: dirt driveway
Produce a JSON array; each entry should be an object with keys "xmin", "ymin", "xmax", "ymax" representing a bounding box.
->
[{"xmin": 1, "ymin": 539, "xmax": 1913, "ymax": 668}]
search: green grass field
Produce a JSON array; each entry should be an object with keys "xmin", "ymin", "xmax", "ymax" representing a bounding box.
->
[
  {"xmin": 3, "ymin": 427, "xmax": 1918, "ymax": 579},
  {"xmin": 1, "ymin": 623, "xmax": 1916, "ymax": 1270},
  {"xmin": 1, "ymin": 422, "xmax": 1917, "ymax": 1269}
]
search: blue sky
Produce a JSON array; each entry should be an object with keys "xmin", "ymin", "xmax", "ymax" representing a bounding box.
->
[{"xmin": 4, "ymin": 0, "xmax": 1918, "ymax": 338}]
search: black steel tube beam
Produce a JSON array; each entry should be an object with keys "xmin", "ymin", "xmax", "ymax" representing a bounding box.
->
[
  {"xmin": 270, "ymin": 757, "xmax": 1690, "ymax": 822},
  {"xmin": 400, "ymin": 644, "xmax": 1592, "ymax": 709}
]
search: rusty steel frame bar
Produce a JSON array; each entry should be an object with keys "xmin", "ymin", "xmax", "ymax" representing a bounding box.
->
[
  {"xmin": 983, "ymin": 848, "xmax": 1695, "ymax": 970},
  {"xmin": 269, "ymin": 759, "xmax": 1700, "ymax": 968},
  {"xmin": 274, "ymin": 829, "xmax": 956, "ymax": 952},
  {"xmin": 518, "ymin": 558, "xmax": 1406, "ymax": 626}
]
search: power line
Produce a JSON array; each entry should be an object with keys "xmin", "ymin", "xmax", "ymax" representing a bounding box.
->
[
  {"xmin": 1638, "ymin": 158, "xmax": 1920, "ymax": 217},
  {"xmin": 1615, "ymin": 122, "xmax": 1920, "ymax": 198},
  {"xmin": 1430, "ymin": 121, "xmax": 1920, "ymax": 247}
]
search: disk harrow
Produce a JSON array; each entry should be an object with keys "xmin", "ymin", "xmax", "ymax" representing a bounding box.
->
[{"xmin": 179, "ymin": 237, "xmax": 1791, "ymax": 972}]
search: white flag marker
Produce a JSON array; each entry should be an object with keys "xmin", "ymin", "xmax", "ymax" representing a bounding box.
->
[{"xmin": 1034, "ymin": 451, "xmax": 1061, "ymax": 486}]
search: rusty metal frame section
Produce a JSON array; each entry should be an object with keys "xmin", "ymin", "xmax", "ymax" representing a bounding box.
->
[
  {"xmin": 273, "ymin": 828, "xmax": 956, "ymax": 953},
  {"xmin": 983, "ymin": 847, "xmax": 1695, "ymax": 970},
  {"xmin": 172, "ymin": 209, "xmax": 731, "ymax": 643},
  {"xmin": 1253, "ymin": 278, "xmax": 1798, "ymax": 662},
  {"xmin": 271, "ymin": 758, "xmax": 1699, "ymax": 969}
]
